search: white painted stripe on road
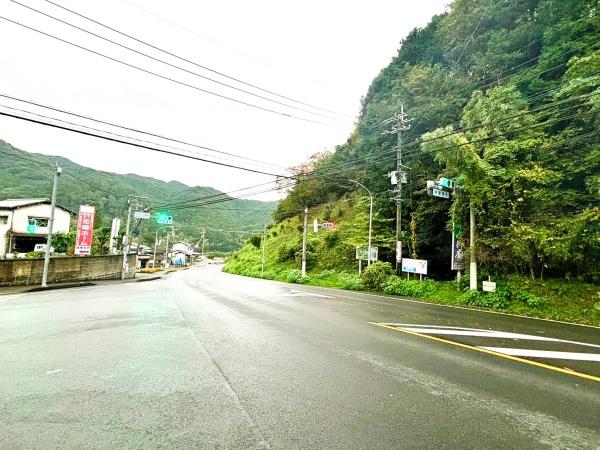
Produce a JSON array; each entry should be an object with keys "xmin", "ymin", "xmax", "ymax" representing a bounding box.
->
[
  {"xmin": 383, "ymin": 324, "xmax": 600, "ymax": 350},
  {"xmin": 479, "ymin": 347, "xmax": 600, "ymax": 362},
  {"xmin": 281, "ymin": 289, "xmax": 334, "ymax": 299}
]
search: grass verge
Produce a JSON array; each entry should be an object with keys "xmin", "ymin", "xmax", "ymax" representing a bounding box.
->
[{"xmin": 223, "ymin": 262, "xmax": 600, "ymax": 327}]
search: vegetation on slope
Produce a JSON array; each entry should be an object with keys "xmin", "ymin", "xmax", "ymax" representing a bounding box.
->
[{"xmin": 225, "ymin": 0, "xmax": 600, "ymax": 324}]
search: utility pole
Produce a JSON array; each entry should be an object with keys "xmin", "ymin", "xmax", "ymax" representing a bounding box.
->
[
  {"xmin": 165, "ymin": 228, "xmax": 173, "ymax": 268},
  {"xmin": 301, "ymin": 206, "xmax": 308, "ymax": 277},
  {"xmin": 261, "ymin": 222, "xmax": 267, "ymax": 275},
  {"xmin": 121, "ymin": 197, "xmax": 132, "ymax": 280},
  {"xmin": 350, "ymin": 180, "xmax": 373, "ymax": 267},
  {"xmin": 469, "ymin": 202, "xmax": 477, "ymax": 290},
  {"xmin": 383, "ymin": 106, "xmax": 411, "ymax": 272},
  {"xmin": 41, "ymin": 163, "xmax": 62, "ymax": 288}
]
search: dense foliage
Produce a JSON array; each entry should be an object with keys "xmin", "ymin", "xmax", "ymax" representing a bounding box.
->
[
  {"xmin": 273, "ymin": 0, "xmax": 600, "ymax": 281},
  {"xmin": 0, "ymin": 140, "xmax": 276, "ymax": 252}
]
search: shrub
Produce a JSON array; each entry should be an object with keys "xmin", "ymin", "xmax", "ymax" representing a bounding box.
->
[
  {"xmin": 25, "ymin": 251, "xmax": 45, "ymax": 259},
  {"xmin": 458, "ymin": 290, "xmax": 509, "ymax": 309},
  {"xmin": 285, "ymin": 269, "xmax": 303, "ymax": 283},
  {"xmin": 383, "ymin": 277, "xmax": 436, "ymax": 298},
  {"xmin": 361, "ymin": 261, "xmax": 394, "ymax": 291}
]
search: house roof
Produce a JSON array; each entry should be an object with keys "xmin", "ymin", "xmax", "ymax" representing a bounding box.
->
[{"xmin": 0, "ymin": 198, "xmax": 76, "ymax": 215}]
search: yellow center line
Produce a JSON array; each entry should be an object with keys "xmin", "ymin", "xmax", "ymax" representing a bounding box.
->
[{"xmin": 369, "ymin": 322, "xmax": 600, "ymax": 383}]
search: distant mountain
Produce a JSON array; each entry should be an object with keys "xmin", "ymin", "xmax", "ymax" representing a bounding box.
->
[{"xmin": 0, "ymin": 139, "xmax": 277, "ymax": 252}]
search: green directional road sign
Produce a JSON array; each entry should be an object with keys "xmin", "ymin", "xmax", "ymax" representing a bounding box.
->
[{"xmin": 155, "ymin": 211, "xmax": 173, "ymax": 225}]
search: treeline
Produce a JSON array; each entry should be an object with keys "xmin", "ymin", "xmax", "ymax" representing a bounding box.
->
[
  {"xmin": 274, "ymin": 0, "xmax": 599, "ymax": 281},
  {"xmin": 0, "ymin": 141, "xmax": 276, "ymax": 251}
]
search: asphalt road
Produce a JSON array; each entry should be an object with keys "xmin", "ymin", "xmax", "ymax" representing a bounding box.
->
[{"xmin": 1, "ymin": 265, "xmax": 599, "ymax": 449}]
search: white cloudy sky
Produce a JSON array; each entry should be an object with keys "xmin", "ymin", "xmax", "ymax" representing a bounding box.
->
[{"xmin": 0, "ymin": 0, "xmax": 448, "ymax": 200}]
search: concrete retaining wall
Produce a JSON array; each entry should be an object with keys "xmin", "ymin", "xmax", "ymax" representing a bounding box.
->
[{"xmin": 0, "ymin": 254, "xmax": 136, "ymax": 286}]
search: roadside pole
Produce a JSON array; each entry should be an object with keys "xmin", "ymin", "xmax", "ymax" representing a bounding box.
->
[
  {"xmin": 164, "ymin": 229, "xmax": 171, "ymax": 268},
  {"xmin": 301, "ymin": 206, "xmax": 308, "ymax": 277},
  {"xmin": 350, "ymin": 180, "xmax": 373, "ymax": 267},
  {"xmin": 469, "ymin": 202, "xmax": 477, "ymax": 290},
  {"xmin": 261, "ymin": 223, "xmax": 267, "ymax": 275},
  {"xmin": 121, "ymin": 198, "xmax": 132, "ymax": 280},
  {"xmin": 41, "ymin": 163, "xmax": 61, "ymax": 288}
]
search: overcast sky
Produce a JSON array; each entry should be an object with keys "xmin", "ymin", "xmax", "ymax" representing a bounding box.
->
[{"xmin": 0, "ymin": 0, "xmax": 448, "ymax": 200}]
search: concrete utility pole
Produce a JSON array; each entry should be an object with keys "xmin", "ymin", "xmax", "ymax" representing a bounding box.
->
[
  {"xmin": 165, "ymin": 229, "xmax": 170, "ymax": 268},
  {"xmin": 469, "ymin": 203, "xmax": 477, "ymax": 290},
  {"xmin": 301, "ymin": 206, "xmax": 308, "ymax": 277},
  {"xmin": 153, "ymin": 225, "xmax": 172, "ymax": 268},
  {"xmin": 121, "ymin": 198, "xmax": 132, "ymax": 280},
  {"xmin": 383, "ymin": 105, "xmax": 411, "ymax": 272},
  {"xmin": 350, "ymin": 180, "xmax": 373, "ymax": 267},
  {"xmin": 261, "ymin": 223, "xmax": 267, "ymax": 275},
  {"xmin": 41, "ymin": 162, "xmax": 62, "ymax": 288}
]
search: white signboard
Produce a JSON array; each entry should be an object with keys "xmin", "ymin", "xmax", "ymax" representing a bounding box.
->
[
  {"xmin": 134, "ymin": 211, "xmax": 151, "ymax": 220},
  {"xmin": 355, "ymin": 246, "xmax": 378, "ymax": 261},
  {"xmin": 401, "ymin": 258, "xmax": 428, "ymax": 275},
  {"xmin": 482, "ymin": 281, "xmax": 497, "ymax": 292}
]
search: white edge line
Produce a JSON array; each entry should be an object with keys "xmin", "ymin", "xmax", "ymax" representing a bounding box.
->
[
  {"xmin": 381, "ymin": 325, "xmax": 600, "ymax": 349},
  {"xmin": 479, "ymin": 347, "xmax": 600, "ymax": 362}
]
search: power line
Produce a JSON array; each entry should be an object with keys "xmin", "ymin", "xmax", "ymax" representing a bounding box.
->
[
  {"xmin": 0, "ymin": 102, "xmax": 287, "ymax": 173},
  {"xmin": 167, "ymin": 127, "xmax": 600, "ymax": 213},
  {"xmin": 0, "ymin": 93, "xmax": 287, "ymax": 171},
  {"xmin": 0, "ymin": 15, "xmax": 341, "ymax": 127},
  {"xmin": 49, "ymin": 0, "xmax": 352, "ymax": 118},
  {"xmin": 13, "ymin": 0, "xmax": 350, "ymax": 123},
  {"xmin": 0, "ymin": 108, "xmax": 296, "ymax": 178}
]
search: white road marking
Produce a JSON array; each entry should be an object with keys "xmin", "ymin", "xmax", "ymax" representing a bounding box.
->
[
  {"xmin": 480, "ymin": 347, "xmax": 600, "ymax": 362},
  {"xmin": 46, "ymin": 369, "xmax": 62, "ymax": 374},
  {"xmin": 281, "ymin": 289, "xmax": 334, "ymax": 299},
  {"xmin": 383, "ymin": 324, "xmax": 600, "ymax": 350}
]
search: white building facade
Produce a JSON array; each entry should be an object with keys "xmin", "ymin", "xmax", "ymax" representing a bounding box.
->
[{"xmin": 0, "ymin": 198, "xmax": 73, "ymax": 258}]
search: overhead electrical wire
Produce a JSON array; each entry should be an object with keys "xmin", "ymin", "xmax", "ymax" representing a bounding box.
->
[
  {"xmin": 0, "ymin": 93, "xmax": 287, "ymax": 171},
  {"xmin": 45, "ymin": 0, "xmax": 353, "ymax": 119},
  {"xmin": 11, "ymin": 0, "xmax": 350, "ymax": 123},
  {"xmin": 0, "ymin": 103, "xmax": 287, "ymax": 173},
  {"xmin": 0, "ymin": 108, "xmax": 296, "ymax": 178},
  {"xmin": 0, "ymin": 15, "xmax": 342, "ymax": 127},
  {"xmin": 161, "ymin": 128, "xmax": 600, "ymax": 213}
]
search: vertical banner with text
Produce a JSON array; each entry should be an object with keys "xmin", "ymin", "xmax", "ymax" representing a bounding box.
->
[{"xmin": 75, "ymin": 205, "xmax": 95, "ymax": 256}]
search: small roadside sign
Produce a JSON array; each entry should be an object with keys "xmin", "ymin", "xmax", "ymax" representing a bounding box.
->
[
  {"xmin": 323, "ymin": 222, "xmax": 335, "ymax": 230},
  {"xmin": 483, "ymin": 281, "xmax": 497, "ymax": 292},
  {"xmin": 134, "ymin": 211, "xmax": 151, "ymax": 220}
]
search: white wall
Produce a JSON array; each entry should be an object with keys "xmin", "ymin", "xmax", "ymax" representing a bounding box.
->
[
  {"xmin": 10, "ymin": 204, "xmax": 71, "ymax": 235},
  {"xmin": 0, "ymin": 205, "xmax": 71, "ymax": 257},
  {"xmin": 0, "ymin": 210, "xmax": 13, "ymax": 257}
]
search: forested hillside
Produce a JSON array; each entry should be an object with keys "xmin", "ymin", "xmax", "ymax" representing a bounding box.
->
[
  {"xmin": 241, "ymin": 0, "xmax": 599, "ymax": 283},
  {"xmin": 0, "ymin": 140, "xmax": 276, "ymax": 252}
]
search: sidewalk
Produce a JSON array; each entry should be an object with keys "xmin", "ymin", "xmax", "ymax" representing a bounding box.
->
[{"xmin": 0, "ymin": 269, "xmax": 173, "ymax": 296}]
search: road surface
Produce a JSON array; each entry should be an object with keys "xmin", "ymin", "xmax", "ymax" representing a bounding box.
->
[{"xmin": 1, "ymin": 265, "xmax": 599, "ymax": 449}]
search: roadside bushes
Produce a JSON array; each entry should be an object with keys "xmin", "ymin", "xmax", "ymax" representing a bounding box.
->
[
  {"xmin": 383, "ymin": 277, "xmax": 437, "ymax": 297},
  {"xmin": 361, "ymin": 261, "xmax": 394, "ymax": 291},
  {"xmin": 458, "ymin": 282, "xmax": 547, "ymax": 309}
]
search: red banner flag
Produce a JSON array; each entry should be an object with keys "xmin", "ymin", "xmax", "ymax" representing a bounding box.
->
[{"xmin": 75, "ymin": 205, "xmax": 95, "ymax": 256}]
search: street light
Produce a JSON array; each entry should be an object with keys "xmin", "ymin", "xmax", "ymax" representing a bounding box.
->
[
  {"xmin": 153, "ymin": 225, "xmax": 173, "ymax": 268},
  {"xmin": 350, "ymin": 180, "xmax": 373, "ymax": 267}
]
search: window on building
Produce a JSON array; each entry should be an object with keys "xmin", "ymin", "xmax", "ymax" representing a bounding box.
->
[
  {"xmin": 0, "ymin": 215, "xmax": 7, "ymax": 225},
  {"xmin": 28, "ymin": 217, "xmax": 49, "ymax": 228}
]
